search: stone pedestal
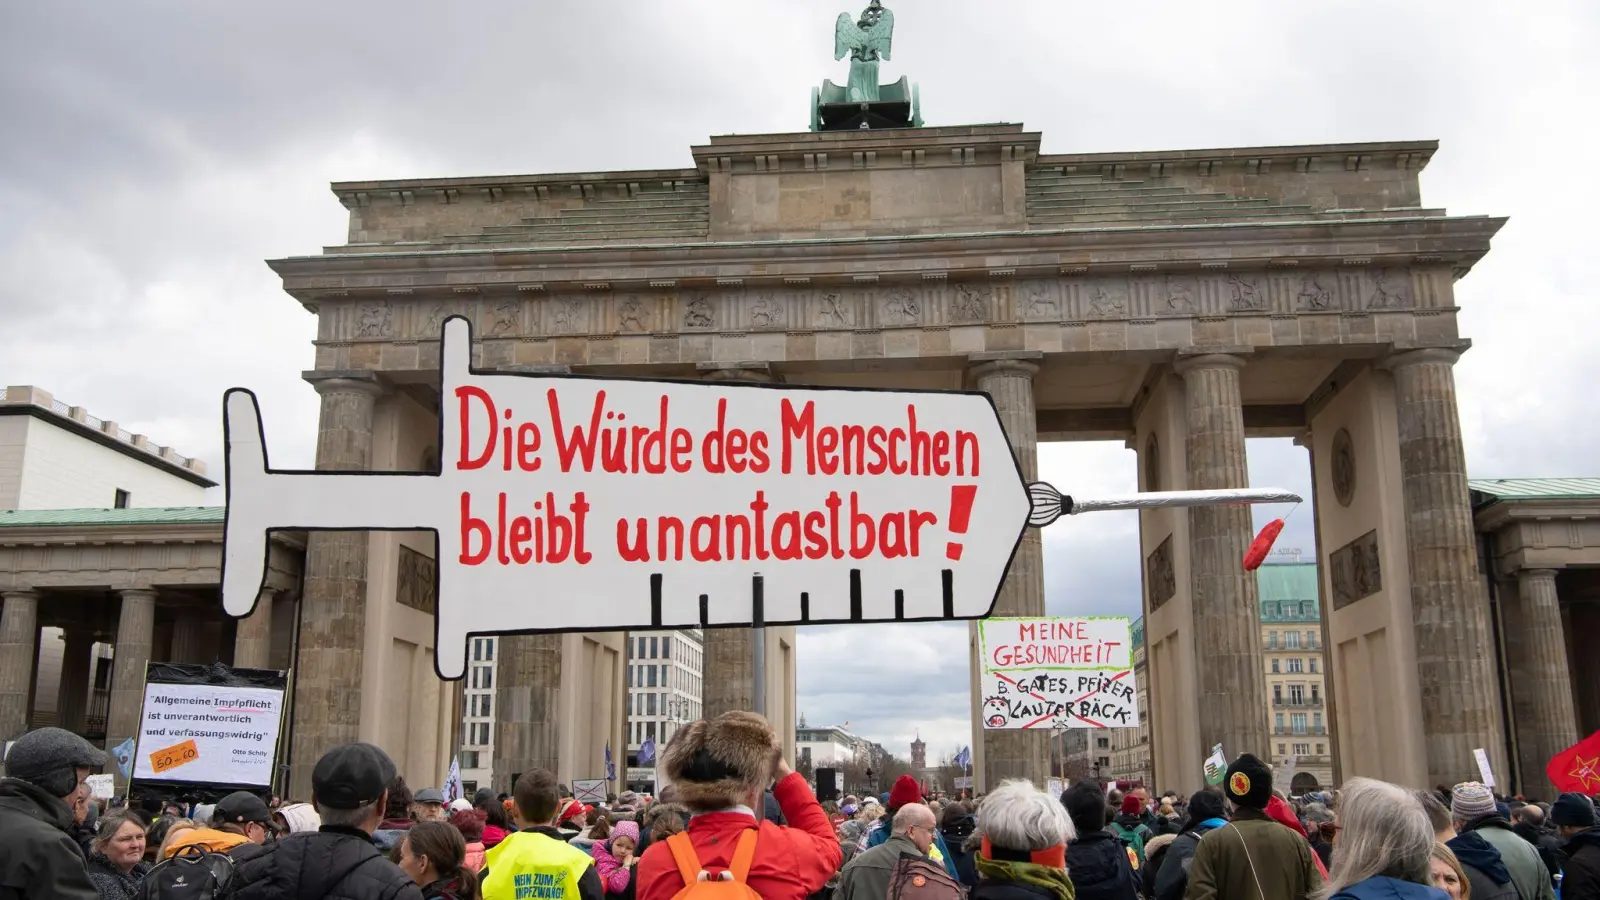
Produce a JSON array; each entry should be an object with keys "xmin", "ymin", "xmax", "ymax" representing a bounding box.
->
[
  {"xmin": 0, "ymin": 590, "xmax": 40, "ymax": 743},
  {"xmin": 968, "ymin": 354, "xmax": 1048, "ymax": 789},
  {"xmin": 493, "ymin": 633, "xmax": 564, "ymax": 794},
  {"xmin": 233, "ymin": 589, "xmax": 276, "ymax": 670},
  {"xmin": 1384, "ymin": 349, "xmax": 1505, "ymax": 785},
  {"xmin": 106, "ymin": 588, "xmax": 156, "ymax": 781},
  {"xmin": 289, "ymin": 373, "xmax": 383, "ymax": 800},
  {"xmin": 56, "ymin": 628, "xmax": 94, "ymax": 735},
  {"xmin": 1511, "ymin": 569, "xmax": 1577, "ymax": 795},
  {"xmin": 1175, "ymin": 353, "xmax": 1267, "ymax": 760}
]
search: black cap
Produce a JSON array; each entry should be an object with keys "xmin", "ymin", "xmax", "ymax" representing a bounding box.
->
[
  {"xmin": 214, "ymin": 791, "xmax": 272, "ymax": 825},
  {"xmin": 311, "ymin": 742, "xmax": 396, "ymax": 810},
  {"xmin": 1552, "ymin": 792, "xmax": 1597, "ymax": 827},
  {"xmin": 1223, "ymin": 753, "xmax": 1273, "ymax": 809}
]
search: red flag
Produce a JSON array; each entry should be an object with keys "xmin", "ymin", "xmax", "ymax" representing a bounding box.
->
[{"xmin": 1547, "ymin": 729, "xmax": 1600, "ymax": 794}]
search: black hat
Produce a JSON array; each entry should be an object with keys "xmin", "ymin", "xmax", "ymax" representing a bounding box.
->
[
  {"xmin": 214, "ymin": 791, "xmax": 272, "ymax": 825},
  {"xmin": 2, "ymin": 727, "xmax": 106, "ymax": 784},
  {"xmin": 1551, "ymin": 792, "xmax": 1597, "ymax": 827},
  {"xmin": 1186, "ymin": 789, "xmax": 1227, "ymax": 827},
  {"xmin": 311, "ymin": 742, "xmax": 396, "ymax": 810},
  {"xmin": 1224, "ymin": 754, "xmax": 1273, "ymax": 809}
]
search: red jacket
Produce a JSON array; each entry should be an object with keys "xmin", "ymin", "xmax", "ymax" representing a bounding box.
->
[{"xmin": 636, "ymin": 772, "xmax": 841, "ymax": 900}]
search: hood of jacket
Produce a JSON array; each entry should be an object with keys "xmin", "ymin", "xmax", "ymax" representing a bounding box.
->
[
  {"xmin": 1446, "ymin": 832, "xmax": 1512, "ymax": 885},
  {"xmin": 0, "ymin": 776, "xmax": 73, "ymax": 831},
  {"xmin": 1331, "ymin": 875, "xmax": 1450, "ymax": 900},
  {"xmin": 1063, "ymin": 830, "xmax": 1126, "ymax": 886},
  {"xmin": 1565, "ymin": 826, "xmax": 1600, "ymax": 855},
  {"xmin": 1112, "ymin": 813, "xmax": 1146, "ymax": 832}
]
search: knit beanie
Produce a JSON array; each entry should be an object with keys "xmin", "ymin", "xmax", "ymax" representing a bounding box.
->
[
  {"xmin": 889, "ymin": 775, "xmax": 923, "ymax": 809},
  {"xmin": 610, "ymin": 819, "xmax": 641, "ymax": 844},
  {"xmin": 1450, "ymin": 782, "xmax": 1497, "ymax": 820},
  {"xmin": 1185, "ymin": 790, "xmax": 1227, "ymax": 828},
  {"xmin": 1551, "ymin": 793, "xmax": 1598, "ymax": 827},
  {"xmin": 1224, "ymin": 754, "xmax": 1272, "ymax": 809},
  {"xmin": 1120, "ymin": 794, "xmax": 1144, "ymax": 816}
]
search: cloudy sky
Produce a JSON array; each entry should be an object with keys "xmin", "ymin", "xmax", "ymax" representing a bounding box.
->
[{"xmin": 5, "ymin": 1, "xmax": 1596, "ymax": 763}]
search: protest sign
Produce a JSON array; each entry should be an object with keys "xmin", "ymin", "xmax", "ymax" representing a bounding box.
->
[
  {"xmin": 221, "ymin": 317, "xmax": 1033, "ymax": 679},
  {"xmin": 572, "ymin": 779, "xmax": 608, "ymax": 804},
  {"xmin": 132, "ymin": 666, "xmax": 286, "ymax": 787},
  {"xmin": 1473, "ymin": 748, "xmax": 1496, "ymax": 789},
  {"xmin": 977, "ymin": 617, "xmax": 1138, "ymax": 729},
  {"xmin": 86, "ymin": 774, "xmax": 115, "ymax": 801},
  {"xmin": 1045, "ymin": 777, "xmax": 1063, "ymax": 799}
]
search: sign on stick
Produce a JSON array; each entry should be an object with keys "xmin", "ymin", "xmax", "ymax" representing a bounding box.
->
[
  {"xmin": 977, "ymin": 617, "xmax": 1139, "ymax": 729},
  {"xmin": 572, "ymin": 778, "xmax": 608, "ymax": 804},
  {"xmin": 132, "ymin": 664, "xmax": 287, "ymax": 787},
  {"xmin": 221, "ymin": 317, "xmax": 1032, "ymax": 679}
]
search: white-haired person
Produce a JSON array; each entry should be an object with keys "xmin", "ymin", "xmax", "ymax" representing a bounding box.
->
[
  {"xmin": 1318, "ymin": 777, "xmax": 1450, "ymax": 900},
  {"xmin": 969, "ymin": 779, "xmax": 1077, "ymax": 900}
]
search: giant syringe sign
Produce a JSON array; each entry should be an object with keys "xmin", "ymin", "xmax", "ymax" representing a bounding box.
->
[{"xmin": 221, "ymin": 317, "xmax": 1032, "ymax": 679}]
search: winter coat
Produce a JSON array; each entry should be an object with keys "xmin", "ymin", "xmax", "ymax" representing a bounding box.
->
[
  {"xmin": 971, "ymin": 880, "xmax": 1063, "ymax": 900},
  {"xmin": 1182, "ymin": 808, "xmax": 1321, "ymax": 900},
  {"xmin": 0, "ymin": 777, "xmax": 100, "ymax": 900},
  {"xmin": 1326, "ymin": 875, "xmax": 1449, "ymax": 900},
  {"xmin": 1446, "ymin": 832, "xmax": 1518, "ymax": 900},
  {"xmin": 463, "ymin": 840, "xmax": 487, "ymax": 873},
  {"xmin": 1153, "ymin": 819, "xmax": 1224, "ymax": 900},
  {"xmin": 1460, "ymin": 816, "xmax": 1555, "ymax": 900},
  {"xmin": 85, "ymin": 853, "xmax": 149, "ymax": 900},
  {"xmin": 420, "ymin": 877, "xmax": 472, "ymax": 900},
  {"xmin": 837, "ymin": 833, "xmax": 924, "ymax": 900},
  {"xmin": 481, "ymin": 824, "xmax": 508, "ymax": 849},
  {"xmin": 1562, "ymin": 827, "xmax": 1600, "ymax": 900},
  {"xmin": 1064, "ymin": 830, "xmax": 1138, "ymax": 900},
  {"xmin": 372, "ymin": 818, "xmax": 414, "ymax": 854},
  {"xmin": 1109, "ymin": 814, "xmax": 1153, "ymax": 866},
  {"xmin": 592, "ymin": 838, "xmax": 636, "ymax": 897},
  {"xmin": 864, "ymin": 815, "xmax": 962, "ymax": 880},
  {"xmin": 229, "ymin": 824, "xmax": 426, "ymax": 900},
  {"xmin": 1511, "ymin": 821, "xmax": 1564, "ymax": 886},
  {"xmin": 1142, "ymin": 834, "xmax": 1177, "ymax": 900},
  {"xmin": 635, "ymin": 772, "xmax": 841, "ymax": 900}
]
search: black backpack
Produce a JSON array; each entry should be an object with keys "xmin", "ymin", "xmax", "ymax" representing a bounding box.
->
[{"xmin": 139, "ymin": 845, "xmax": 237, "ymax": 900}]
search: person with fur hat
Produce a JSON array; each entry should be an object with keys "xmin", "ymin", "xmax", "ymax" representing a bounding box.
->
[
  {"xmin": 858, "ymin": 774, "xmax": 962, "ymax": 878},
  {"xmin": 0, "ymin": 725, "xmax": 105, "ymax": 900},
  {"xmin": 634, "ymin": 711, "xmax": 840, "ymax": 900},
  {"xmin": 1152, "ymin": 789, "xmax": 1228, "ymax": 900},
  {"xmin": 1184, "ymin": 753, "xmax": 1322, "ymax": 900},
  {"xmin": 1551, "ymin": 792, "xmax": 1600, "ymax": 900},
  {"xmin": 1450, "ymin": 781, "xmax": 1554, "ymax": 900}
]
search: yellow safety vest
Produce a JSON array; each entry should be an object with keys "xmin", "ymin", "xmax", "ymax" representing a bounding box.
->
[{"xmin": 481, "ymin": 831, "xmax": 595, "ymax": 900}]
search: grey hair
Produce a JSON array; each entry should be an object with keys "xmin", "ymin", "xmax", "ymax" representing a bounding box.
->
[
  {"xmin": 318, "ymin": 798, "xmax": 381, "ymax": 829},
  {"xmin": 976, "ymin": 780, "xmax": 1076, "ymax": 853},
  {"xmin": 1319, "ymin": 777, "xmax": 1434, "ymax": 899},
  {"xmin": 1303, "ymin": 802, "xmax": 1334, "ymax": 825},
  {"xmin": 92, "ymin": 810, "xmax": 145, "ymax": 852}
]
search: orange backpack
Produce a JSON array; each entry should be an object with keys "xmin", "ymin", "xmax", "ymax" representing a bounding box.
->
[{"xmin": 665, "ymin": 830, "xmax": 763, "ymax": 900}]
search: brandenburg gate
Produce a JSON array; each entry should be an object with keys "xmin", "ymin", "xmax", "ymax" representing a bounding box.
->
[{"xmin": 266, "ymin": 117, "xmax": 1511, "ymax": 794}]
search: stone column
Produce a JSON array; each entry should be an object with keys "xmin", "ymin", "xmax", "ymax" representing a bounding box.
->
[
  {"xmin": 969, "ymin": 354, "xmax": 1048, "ymax": 787},
  {"xmin": 1512, "ymin": 569, "xmax": 1578, "ymax": 795},
  {"xmin": 0, "ymin": 590, "xmax": 40, "ymax": 743},
  {"xmin": 106, "ymin": 588, "xmax": 157, "ymax": 779},
  {"xmin": 1383, "ymin": 348, "xmax": 1504, "ymax": 785},
  {"xmin": 493, "ymin": 633, "xmax": 563, "ymax": 794},
  {"xmin": 233, "ymin": 589, "xmax": 276, "ymax": 670},
  {"xmin": 170, "ymin": 613, "xmax": 207, "ymax": 664},
  {"xmin": 290, "ymin": 372, "xmax": 383, "ymax": 800},
  {"xmin": 1173, "ymin": 353, "xmax": 1268, "ymax": 760},
  {"xmin": 56, "ymin": 628, "xmax": 95, "ymax": 735},
  {"xmin": 698, "ymin": 363, "xmax": 772, "ymax": 719}
]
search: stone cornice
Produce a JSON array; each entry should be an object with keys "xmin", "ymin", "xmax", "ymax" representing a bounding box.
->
[
  {"xmin": 329, "ymin": 167, "xmax": 703, "ymax": 208},
  {"xmin": 269, "ymin": 215, "xmax": 1507, "ymax": 303},
  {"xmin": 692, "ymin": 124, "xmax": 1041, "ymax": 172},
  {"xmin": 1474, "ymin": 497, "xmax": 1600, "ymax": 533},
  {"xmin": 1035, "ymin": 139, "xmax": 1438, "ymax": 173}
]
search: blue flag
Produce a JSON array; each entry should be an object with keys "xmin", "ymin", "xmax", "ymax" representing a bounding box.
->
[
  {"xmin": 953, "ymin": 746, "xmax": 971, "ymax": 770},
  {"xmin": 638, "ymin": 737, "xmax": 656, "ymax": 765},
  {"xmin": 112, "ymin": 738, "xmax": 135, "ymax": 779},
  {"xmin": 605, "ymin": 742, "xmax": 616, "ymax": 781}
]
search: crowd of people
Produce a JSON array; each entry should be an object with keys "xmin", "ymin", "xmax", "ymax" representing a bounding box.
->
[{"xmin": 2, "ymin": 720, "xmax": 1598, "ymax": 900}]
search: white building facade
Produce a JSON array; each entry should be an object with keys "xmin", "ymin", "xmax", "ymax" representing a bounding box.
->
[
  {"xmin": 625, "ymin": 629, "xmax": 702, "ymax": 792},
  {"xmin": 458, "ymin": 636, "xmax": 499, "ymax": 794}
]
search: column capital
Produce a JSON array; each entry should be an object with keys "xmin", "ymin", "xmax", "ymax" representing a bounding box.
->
[
  {"xmin": 1173, "ymin": 351, "xmax": 1249, "ymax": 376},
  {"xmin": 1378, "ymin": 345, "xmax": 1467, "ymax": 371},
  {"xmin": 302, "ymin": 370, "xmax": 386, "ymax": 398},
  {"xmin": 697, "ymin": 361, "xmax": 775, "ymax": 383},
  {"xmin": 118, "ymin": 587, "xmax": 158, "ymax": 602},
  {"xmin": 0, "ymin": 589, "xmax": 38, "ymax": 602},
  {"xmin": 1517, "ymin": 567, "xmax": 1561, "ymax": 581},
  {"xmin": 968, "ymin": 351, "xmax": 1042, "ymax": 380}
]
